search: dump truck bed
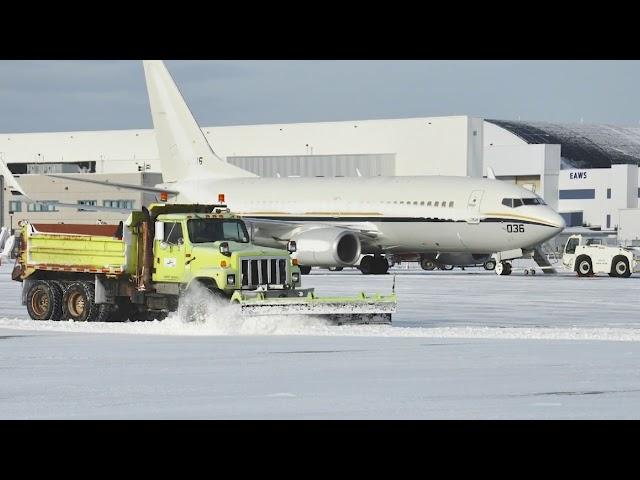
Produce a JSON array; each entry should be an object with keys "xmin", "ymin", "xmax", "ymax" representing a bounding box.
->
[{"xmin": 24, "ymin": 228, "xmax": 128, "ymax": 275}]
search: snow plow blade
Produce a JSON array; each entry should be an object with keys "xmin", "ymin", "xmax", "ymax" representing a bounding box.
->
[{"xmin": 230, "ymin": 288, "xmax": 396, "ymax": 325}]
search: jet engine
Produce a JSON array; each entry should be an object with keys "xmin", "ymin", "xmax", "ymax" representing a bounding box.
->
[{"xmin": 292, "ymin": 228, "xmax": 361, "ymax": 267}]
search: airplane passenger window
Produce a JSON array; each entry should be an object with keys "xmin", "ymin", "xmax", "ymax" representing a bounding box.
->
[
  {"xmin": 427, "ymin": 201, "xmax": 432, "ymax": 206},
  {"xmin": 501, "ymin": 198, "xmax": 513, "ymax": 208},
  {"xmin": 449, "ymin": 201, "xmax": 454, "ymax": 207},
  {"xmin": 420, "ymin": 201, "xmax": 425, "ymax": 206},
  {"xmin": 413, "ymin": 201, "xmax": 418, "ymax": 205},
  {"xmin": 442, "ymin": 201, "xmax": 446, "ymax": 207},
  {"xmin": 400, "ymin": 201, "xmax": 404, "ymax": 204},
  {"xmin": 434, "ymin": 201, "xmax": 439, "ymax": 207}
]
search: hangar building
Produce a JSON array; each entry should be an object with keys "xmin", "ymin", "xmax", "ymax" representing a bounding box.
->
[{"xmin": 2, "ymin": 115, "xmax": 640, "ymax": 244}]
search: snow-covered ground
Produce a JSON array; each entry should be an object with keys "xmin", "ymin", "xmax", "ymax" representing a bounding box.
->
[{"xmin": 2, "ymin": 259, "xmax": 640, "ymax": 419}]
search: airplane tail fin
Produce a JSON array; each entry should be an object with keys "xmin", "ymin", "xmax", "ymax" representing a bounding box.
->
[
  {"xmin": 0, "ymin": 160, "xmax": 28, "ymax": 196},
  {"xmin": 142, "ymin": 60, "xmax": 256, "ymax": 183}
]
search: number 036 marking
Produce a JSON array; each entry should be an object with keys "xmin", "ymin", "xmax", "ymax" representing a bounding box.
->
[{"xmin": 506, "ymin": 224, "xmax": 525, "ymax": 233}]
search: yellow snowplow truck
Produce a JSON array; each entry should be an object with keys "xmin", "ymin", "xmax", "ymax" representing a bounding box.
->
[{"xmin": 11, "ymin": 203, "xmax": 396, "ymax": 324}]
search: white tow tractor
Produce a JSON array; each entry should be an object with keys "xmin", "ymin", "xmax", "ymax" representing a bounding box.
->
[{"xmin": 562, "ymin": 234, "xmax": 640, "ymax": 277}]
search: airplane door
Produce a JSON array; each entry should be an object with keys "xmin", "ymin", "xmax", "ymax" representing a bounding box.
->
[{"xmin": 466, "ymin": 190, "xmax": 484, "ymax": 224}]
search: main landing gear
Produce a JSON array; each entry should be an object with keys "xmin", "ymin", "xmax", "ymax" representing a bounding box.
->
[
  {"xmin": 359, "ymin": 255, "xmax": 389, "ymax": 275},
  {"xmin": 494, "ymin": 261, "xmax": 512, "ymax": 276}
]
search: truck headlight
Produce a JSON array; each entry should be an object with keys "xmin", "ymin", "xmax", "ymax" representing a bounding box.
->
[
  {"xmin": 227, "ymin": 274, "xmax": 235, "ymax": 285},
  {"xmin": 292, "ymin": 272, "xmax": 300, "ymax": 284}
]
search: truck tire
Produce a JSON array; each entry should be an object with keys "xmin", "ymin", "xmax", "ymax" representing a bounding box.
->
[
  {"xmin": 62, "ymin": 281, "xmax": 99, "ymax": 322},
  {"xmin": 576, "ymin": 256, "xmax": 593, "ymax": 277},
  {"xmin": 299, "ymin": 266, "xmax": 312, "ymax": 275},
  {"xmin": 26, "ymin": 280, "xmax": 63, "ymax": 321},
  {"xmin": 612, "ymin": 256, "xmax": 632, "ymax": 278}
]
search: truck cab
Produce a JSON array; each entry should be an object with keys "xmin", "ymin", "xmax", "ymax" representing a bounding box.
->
[
  {"xmin": 562, "ymin": 234, "xmax": 638, "ymax": 277},
  {"xmin": 150, "ymin": 205, "xmax": 301, "ymax": 294}
]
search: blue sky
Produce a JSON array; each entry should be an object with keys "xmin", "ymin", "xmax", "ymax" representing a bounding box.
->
[{"xmin": 0, "ymin": 60, "xmax": 638, "ymax": 133}]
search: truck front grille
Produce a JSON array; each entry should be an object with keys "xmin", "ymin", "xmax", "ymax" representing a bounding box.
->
[{"xmin": 241, "ymin": 257, "xmax": 288, "ymax": 287}]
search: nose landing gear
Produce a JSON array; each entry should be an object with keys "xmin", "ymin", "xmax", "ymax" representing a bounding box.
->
[{"xmin": 495, "ymin": 261, "xmax": 512, "ymax": 276}]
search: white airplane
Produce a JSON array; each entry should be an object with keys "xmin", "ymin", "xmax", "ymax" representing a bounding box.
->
[{"xmin": 3, "ymin": 60, "xmax": 566, "ymax": 275}]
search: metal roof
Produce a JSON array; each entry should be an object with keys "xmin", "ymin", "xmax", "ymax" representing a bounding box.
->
[{"xmin": 487, "ymin": 119, "xmax": 640, "ymax": 169}]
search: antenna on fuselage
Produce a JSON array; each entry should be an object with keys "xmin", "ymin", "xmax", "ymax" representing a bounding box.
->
[{"xmin": 487, "ymin": 167, "xmax": 497, "ymax": 180}]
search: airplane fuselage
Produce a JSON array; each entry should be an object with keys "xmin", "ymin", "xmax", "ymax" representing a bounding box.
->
[{"xmin": 161, "ymin": 175, "xmax": 565, "ymax": 256}]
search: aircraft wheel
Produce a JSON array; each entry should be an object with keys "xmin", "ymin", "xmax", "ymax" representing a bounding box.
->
[
  {"xmin": 483, "ymin": 260, "xmax": 496, "ymax": 271},
  {"xmin": 359, "ymin": 256, "xmax": 373, "ymax": 275},
  {"xmin": 372, "ymin": 256, "xmax": 389, "ymax": 275},
  {"xmin": 495, "ymin": 262, "xmax": 512, "ymax": 276},
  {"xmin": 442, "ymin": 264, "xmax": 454, "ymax": 271},
  {"xmin": 328, "ymin": 266, "xmax": 343, "ymax": 272},
  {"xmin": 420, "ymin": 258, "xmax": 436, "ymax": 271},
  {"xmin": 299, "ymin": 266, "xmax": 312, "ymax": 275}
]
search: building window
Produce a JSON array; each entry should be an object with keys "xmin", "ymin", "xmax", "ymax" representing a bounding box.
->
[
  {"xmin": 559, "ymin": 189, "xmax": 596, "ymax": 200},
  {"xmin": 606, "ymin": 214, "xmax": 611, "ymax": 229},
  {"xmin": 103, "ymin": 200, "xmax": 135, "ymax": 209},
  {"xmin": 607, "ymin": 188, "xmax": 611, "ymax": 199},
  {"xmin": 77, "ymin": 200, "xmax": 97, "ymax": 211},
  {"xmin": 27, "ymin": 201, "xmax": 59, "ymax": 212},
  {"xmin": 560, "ymin": 211, "xmax": 583, "ymax": 227},
  {"xmin": 8, "ymin": 201, "xmax": 21, "ymax": 213}
]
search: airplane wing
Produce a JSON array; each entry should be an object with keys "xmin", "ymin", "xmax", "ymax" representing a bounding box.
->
[
  {"xmin": 46, "ymin": 174, "xmax": 180, "ymax": 196},
  {"xmin": 242, "ymin": 216, "xmax": 382, "ymax": 246}
]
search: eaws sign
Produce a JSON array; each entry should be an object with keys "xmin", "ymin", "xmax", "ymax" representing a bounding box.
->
[{"xmin": 569, "ymin": 171, "xmax": 588, "ymax": 180}]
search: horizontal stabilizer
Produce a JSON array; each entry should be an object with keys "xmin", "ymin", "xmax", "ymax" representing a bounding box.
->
[{"xmin": 47, "ymin": 174, "xmax": 179, "ymax": 195}]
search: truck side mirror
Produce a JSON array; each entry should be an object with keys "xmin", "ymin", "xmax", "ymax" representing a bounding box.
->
[{"xmin": 154, "ymin": 222, "xmax": 164, "ymax": 242}]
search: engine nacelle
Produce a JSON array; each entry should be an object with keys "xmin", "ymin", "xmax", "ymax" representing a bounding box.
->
[{"xmin": 292, "ymin": 228, "xmax": 361, "ymax": 267}]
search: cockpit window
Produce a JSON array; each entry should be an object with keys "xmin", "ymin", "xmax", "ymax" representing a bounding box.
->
[{"xmin": 502, "ymin": 196, "xmax": 547, "ymax": 208}]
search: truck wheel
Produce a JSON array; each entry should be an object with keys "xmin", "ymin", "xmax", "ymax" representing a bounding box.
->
[
  {"xmin": 26, "ymin": 280, "xmax": 63, "ymax": 321},
  {"xmin": 62, "ymin": 281, "xmax": 99, "ymax": 322},
  {"xmin": 299, "ymin": 266, "xmax": 312, "ymax": 275},
  {"xmin": 576, "ymin": 257, "xmax": 593, "ymax": 277},
  {"xmin": 612, "ymin": 257, "xmax": 631, "ymax": 278}
]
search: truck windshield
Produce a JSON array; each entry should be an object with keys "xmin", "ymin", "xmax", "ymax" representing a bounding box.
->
[
  {"xmin": 565, "ymin": 238, "xmax": 580, "ymax": 254},
  {"xmin": 187, "ymin": 219, "xmax": 250, "ymax": 244}
]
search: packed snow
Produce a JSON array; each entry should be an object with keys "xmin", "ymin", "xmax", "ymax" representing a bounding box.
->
[{"xmin": 2, "ymin": 259, "xmax": 640, "ymax": 419}]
